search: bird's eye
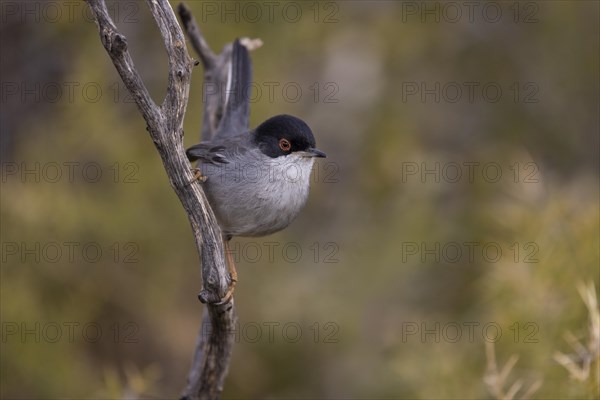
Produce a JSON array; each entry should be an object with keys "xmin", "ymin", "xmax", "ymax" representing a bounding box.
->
[{"xmin": 279, "ymin": 138, "xmax": 291, "ymax": 152}]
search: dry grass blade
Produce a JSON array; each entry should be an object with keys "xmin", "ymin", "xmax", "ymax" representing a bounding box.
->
[
  {"xmin": 554, "ymin": 281, "xmax": 600, "ymax": 396},
  {"xmin": 484, "ymin": 341, "xmax": 542, "ymax": 400}
]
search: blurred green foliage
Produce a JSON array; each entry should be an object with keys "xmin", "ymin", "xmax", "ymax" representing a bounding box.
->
[{"xmin": 1, "ymin": 1, "xmax": 598, "ymax": 399}]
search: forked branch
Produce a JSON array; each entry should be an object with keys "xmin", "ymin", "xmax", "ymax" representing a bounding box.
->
[{"xmin": 86, "ymin": 1, "xmax": 237, "ymax": 398}]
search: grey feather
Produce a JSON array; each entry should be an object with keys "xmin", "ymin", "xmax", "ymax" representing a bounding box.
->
[{"xmin": 214, "ymin": 39, "xmax": 251, "ymax": 140}]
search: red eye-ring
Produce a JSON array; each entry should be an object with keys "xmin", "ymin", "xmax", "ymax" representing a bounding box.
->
[{"xmin": 279, "ymin": 138, "xmax": 291, "ymax": 152}]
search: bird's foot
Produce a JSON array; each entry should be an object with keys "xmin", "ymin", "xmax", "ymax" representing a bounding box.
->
[
  {"xmin": 215, "ymin": 245, "xmax": 238, "ymax": 305},
  {"xmin": 214, "ymin": 273, "xmax": 237, "ymax": 305},
  {"xmin": 188, "ymin": 168, "xmax": 207, "ymax": 184}
]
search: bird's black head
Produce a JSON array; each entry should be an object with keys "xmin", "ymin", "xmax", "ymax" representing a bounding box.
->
[{"xmin": 253, "ymin": 114, "xmax": 326, "ymax": 159}]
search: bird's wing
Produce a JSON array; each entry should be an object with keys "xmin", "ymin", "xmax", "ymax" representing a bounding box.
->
[
  {"xmin": 186, "ymin": 142, "xmax": 231, "ymax": 164},
  {"xmin": 214, "ymin": 39, "xmax": 252, "ymax": 139},
  {"xmin": 186, "ymin": 135, "xmax": 254, "ymax": 164}
]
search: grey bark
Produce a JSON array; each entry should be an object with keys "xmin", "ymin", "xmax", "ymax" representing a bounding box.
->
[{"xmin": 85, "ymin": 1, "xmax": 238, "ymax": 398}]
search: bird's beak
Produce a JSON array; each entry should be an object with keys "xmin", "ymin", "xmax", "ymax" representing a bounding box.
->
[{"xmin": 304, "ymin": 148, "xmax": 327, "ymax": 158}]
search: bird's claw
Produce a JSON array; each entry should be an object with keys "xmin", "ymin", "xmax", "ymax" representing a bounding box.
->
[
  {"xmin": 188, "ymin": 168, "xmax": 207, "ymax": 185},
  {"xmin": 214, "ymin": 277, "xmax": 236, "ymax": 305}
]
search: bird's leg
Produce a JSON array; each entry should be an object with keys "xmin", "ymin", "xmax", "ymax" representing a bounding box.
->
[
  {"xmin": 216, "ymin": 238, "xmax": 238, "ymax": 305},
  {"xmin": 188, "ymin": 168, "xmax": 207, "ymax": 184},
  {"xmin": 225, "ymin": 240, "xmax": 238, "ymax": 286}
]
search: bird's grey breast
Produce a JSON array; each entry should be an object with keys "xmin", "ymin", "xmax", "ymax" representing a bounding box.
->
[{"xmin": 200, "ymin": 147, "xmax": 315, "ymax": 237}]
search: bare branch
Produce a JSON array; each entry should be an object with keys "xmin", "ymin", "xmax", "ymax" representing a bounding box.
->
[
  {"xmin": 145, "ymin": 0, "xmax": 190, "ymax": 120},
  {"xmin": 177, "ymin": 2, "xmax": 227, "ymax": 140},
  {"xmin": 86, "ymin": 1, "xmax": 238, "ymax": 398},
  {"xmin": 85, "ymin": 0, "xmax": 159, "ymax": 126},
  {"xmin": 183, "ymin": 304, "xmax": 238, "ymax": 399}
]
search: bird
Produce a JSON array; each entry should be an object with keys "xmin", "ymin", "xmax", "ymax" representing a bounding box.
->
[{"xmin": 186, "ymin": 39, "xmax": 326, "ymax": 303}]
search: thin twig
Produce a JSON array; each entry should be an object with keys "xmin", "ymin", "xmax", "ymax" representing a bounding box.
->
[
  {"xmin": 177, "ymin": 3, "xmax": 217, "ymax": 70},
  {"xmin": 177, "ymin": 2, "xmax": 262, "ymax": 141}
]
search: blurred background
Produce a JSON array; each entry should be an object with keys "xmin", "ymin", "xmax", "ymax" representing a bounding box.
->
[{"xmin": 1, "ymin": 1, "xmax": 599, "ymax": 398}]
